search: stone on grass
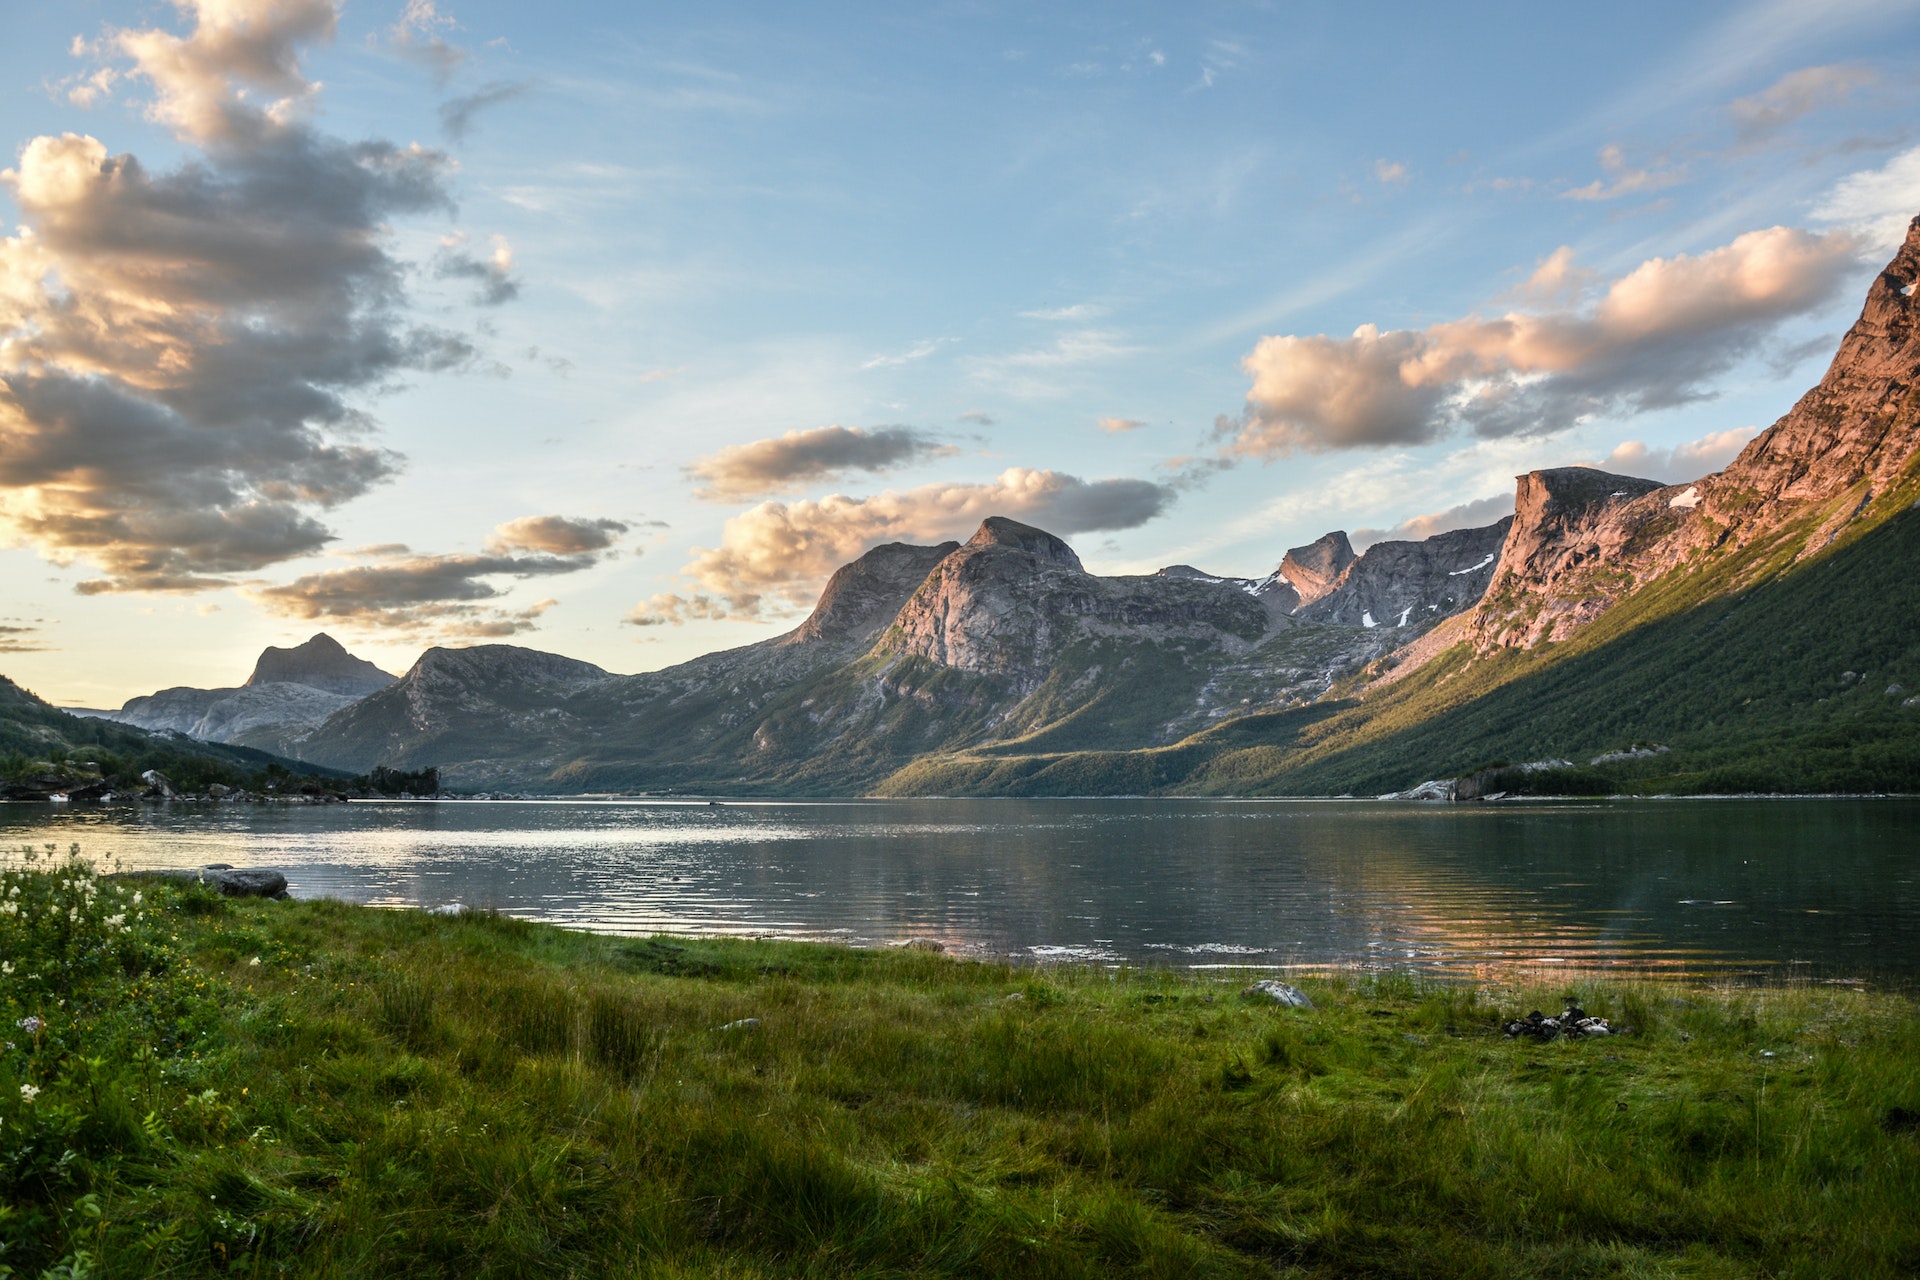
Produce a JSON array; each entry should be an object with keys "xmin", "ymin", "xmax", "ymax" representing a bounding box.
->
[{"xmin": 1243, "ymin": 979, "xmax": 1314, "ymax": 1009}]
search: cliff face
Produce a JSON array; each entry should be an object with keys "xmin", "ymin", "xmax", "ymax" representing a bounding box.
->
[
  {"xmin": 1466, "ymin": 217, "xmax": 1920, "ymax": 651},
  {"xmin": 1279, "ymin": 532, "xmax": 1356, "ymax": 606},
  {"xmin": 881, "ymin": 518, "xmax": 1268, "ymax": 685},
  {"xmin": 1299, "ymin": 519, "xmax": 1515, "ymax": 630},
  {"xmin": 782, "ymin": 541, "xmax": 959, "ymax": 649}
]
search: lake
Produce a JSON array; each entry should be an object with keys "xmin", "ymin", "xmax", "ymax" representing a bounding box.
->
[{"xmin": 3, "ymin": 797, "xmax": 1914, "ymax": 981}]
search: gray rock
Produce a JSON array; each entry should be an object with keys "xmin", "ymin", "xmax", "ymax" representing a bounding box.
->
[
  {"xmin": 1243, "ymin": 979, "xmax": 1314, "ymax": 1009},
  {"xmin": 132, "ymin": 865, "xmax": 289, "ymax": 898},
  {"xmin": 899, "ymin": 937, "xmax": 946, "ymax": 953},
  {"xmin": 1887, "ymin": 683, "xmax": 1907, "ymax": 696},
  {"xmin": 715, "ymin": 1017, "xmax": 761, "ymax": 1032},
  {"xmin": 139, "ymin": 769, "xmax": 178, "ymax": 798}
]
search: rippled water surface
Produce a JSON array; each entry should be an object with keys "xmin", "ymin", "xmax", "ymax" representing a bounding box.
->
[{"xmin": 3, "ymin": 798, "xmax": 1915, "ymax": 979}]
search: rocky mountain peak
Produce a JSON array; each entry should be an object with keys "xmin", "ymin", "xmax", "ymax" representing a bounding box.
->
[
  {"xmin": 409, "ymin": 644, "xmax": 610, "ymax": 687},
  {"xmin": 966, "ymin": 517, "xmax": 1085, "ymax": 571},
  {"xmin": 782, "ymin": 540, "xmax": 959, "ymax": 648},
  {"xmin": 1279, "ymin": 531, "xmax": 1356, "ymax": 605},
  {"xmin": 246, "ymin": 633, "xmax": 395, "ymax": 697}
]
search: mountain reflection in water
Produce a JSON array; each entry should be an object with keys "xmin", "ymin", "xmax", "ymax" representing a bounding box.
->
[{"xmin": 3, "ymin": 798, "xmax": 1913, "ymax": 981}]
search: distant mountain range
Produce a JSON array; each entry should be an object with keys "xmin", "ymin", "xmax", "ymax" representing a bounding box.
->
[{"xmin": 19, "ymin": 216, "xmax": 1920, "ymax": 798}]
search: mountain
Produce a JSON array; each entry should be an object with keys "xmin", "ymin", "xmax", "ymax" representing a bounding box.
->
[
  {"xmin": 95, "ymin": 215, "xmax": 1920, "ymax": 799},
  {"xmin": 246, "ymin": 634, "xmax": 395, "ymax": 697},
  {"xmin": 286, "ymin": 509, "xmax": 1516, "ymax": 790},
  {"xmin": 0, "ymin": 675, "xmax": 341, "ymax": 800},
  {"xmin": 98, "ymin": 634, "xmax": 395, "ymax": 753}
]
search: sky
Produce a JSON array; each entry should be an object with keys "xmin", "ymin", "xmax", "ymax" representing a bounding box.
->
[{"xmin": 4, "ymin": 0, "xmax": 1920, "ymax": 706}]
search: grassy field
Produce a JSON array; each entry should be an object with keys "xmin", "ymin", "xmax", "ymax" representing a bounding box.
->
[{"xmin": 4, "ymin": 850, "xmax": 1918, "ymax": 1278}]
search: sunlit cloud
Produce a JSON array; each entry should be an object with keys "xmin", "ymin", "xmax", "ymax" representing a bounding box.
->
[
  {"xmin": 1215, "ymin": 226, "xmax": 1862, "ymax": 456},
  {"xmin": 628, "ymin": 468, "xmax": 1174, "ymax": 624}
]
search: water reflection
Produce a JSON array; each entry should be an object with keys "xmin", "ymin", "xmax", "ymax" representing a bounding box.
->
[{"xmin": 2, "ymin": 797, "xmax": 1912, "ymax": 980}]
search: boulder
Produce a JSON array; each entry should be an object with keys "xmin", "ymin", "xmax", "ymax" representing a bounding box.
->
[
  {"xmin": 129, "ymin": 865, "xmax": 289, "ymax": 898},
  {"xmin": 1243, "ymin": 979, "xmax": 1314, "ymax": 1009}
]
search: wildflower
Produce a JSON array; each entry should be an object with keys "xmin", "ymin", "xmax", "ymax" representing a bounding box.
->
[
  {"xmin": 19, "ymin": 1084, "xmax": 38, "ymax": 1102},
  {"xmin": 249, "ymin": 956, "xmax": 262, "ymax": 967},
  {"xmin": 0, "ymin": 961, "xmax": 9, "ymax": 974},
  {"xmin": 17, "ymin": 1017, "xmax": 43, "ymax": 1035},
  {"xmin": 105, "ymin": 913, "xmax": 126, "ymax": 929},
  {"xmin": 131, "ymin": 891, "xmax": 142, "ymax": 905}
]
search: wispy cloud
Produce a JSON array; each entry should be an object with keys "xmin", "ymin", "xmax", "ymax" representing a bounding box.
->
[
  {"xmin": 440, "ymin": 79, "xmax": 532, "ymax": 141},
  {"xmin": 687, "ymin": 425, "xmax": 956, "ymax": 501},
  {"xmin": 1561, "ymin": 143, "xmax": 1686, "ymax": 201},
  {"xmin": 860, "ymin": 338, "xmax": 955, "ymax": 370}
]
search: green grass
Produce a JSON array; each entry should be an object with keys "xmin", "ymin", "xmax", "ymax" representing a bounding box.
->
[{"xmin": 5, "ymin": 852, "xmax": 1920, "ymax": 1277}]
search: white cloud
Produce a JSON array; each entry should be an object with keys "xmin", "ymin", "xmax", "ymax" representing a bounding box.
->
[
  {"xmin": 860, "ymin": 338, "xmax": 953, "ymax": 370},
  {"xmin": 1561, "ymin": 143, "xmax": 1685, "ymax": 202},
  {"xmin": 1097, "ymin": 417, "xmax": 1146, "ymax": 434},
  {"xmin": 1217, "ymin": 226, "xmax": 1863, "ymax": 456},
  {"xmin": 1599, "ymin": 427, "xmax": 1760, "ymax": 483},
  {"xmin": 1373, "ymin": 159, "xmax": 1410, "ymax": 187},
  {"xmin": 1814, "ymin": 145, "xmax": 1920, "ymax": 252}
]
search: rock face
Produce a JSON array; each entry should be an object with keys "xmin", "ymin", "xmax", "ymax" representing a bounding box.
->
[
  {"xmin": 247, "ymin": 634, "xmax": 396, "ymax": 697},
  {"xmin": 881, "ymin": 518, "xmax": 1267, "ymax": 685},
  {"xmin": 1278, "ymin": 532, "xmax": 1356, "ymax": 606},
  {"xmin": 1465, "ymin": 217, "xmax": 1920, "ymax": 651},
  {"xmin": 782, "ymin": 541, "xmax": 960, "ymax": 649},
  {"xmin": 1298, "ymin": 519, "xmax": 1515, "ymax": 630}
]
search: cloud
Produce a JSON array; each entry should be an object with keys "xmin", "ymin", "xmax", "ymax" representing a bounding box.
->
[
  {"xmin": 629, "ymin": 468, "xmax": 1175, "ymax": 623},
  {"xmin": 1350, "ymin": 493, "xmax": 1516, "ymax": 551},
  {"xmin": 246, "ymin": 542, "xmax": 597, "ymax": 634},
  {"xmin": 387, "ymin": 0, "xmax": 467, "ymax": 84},
  {"xmin": 0, "ymin": 623, "xmax": 52, "ymax": 654},
  {"xmin": 1561, "ymin": 143, "xmax": 1686, "ymax": 201},
  {"xmin": 0, "ymin": 1, "xmax": 479, "ymax": 594},
  {"xmin": 958, "ymin": 409, "xmax": 995, "ymax": 426},
  {"xmin": 1814, "ymin": 145, "xmax": 1920, "ymax": 251},
  {"xmin": 859, "ymin": 338, "xmax": 954, "ymax": 370},
  {"xmin": 433, "ymin": 232, "xmax": 520, "ymax": 304},
  {"xmin": 440, "ymin": 79, "xmax": 531, "ymax": 141},
  {"xmin": 1728, "ymin": 64, "xmax": 1876, "ymax": 142},
  {"xmin": 1598, "ymin": 427, "xmax": 1760, "ymax": 483},
  {"xmin": 1373, "ymin": 159, "xmax": 1410, "ymax": 187},
  {"xmin": 485, "ymin": 515, "xmax": 628, "ymax": 554},
  {"xmin": 687, "ymin": 425, "xmax": 954, "ymax": 501},
  {"xmin": 1217, "ymin": 225, "xmax": 1863, "ymax": 457},
  {"xmin": 1097, "ymin": 417, "xmax": 1146, "ymax": 433},
  {"xmin": 1020, "ymin": 303, "xmax": 1104, "ymax": 321}
]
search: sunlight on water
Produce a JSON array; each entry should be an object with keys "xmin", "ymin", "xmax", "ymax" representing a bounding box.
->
[{"xmin": 3, "ymin": 797, "xmax": 1913, "ymax": 980}]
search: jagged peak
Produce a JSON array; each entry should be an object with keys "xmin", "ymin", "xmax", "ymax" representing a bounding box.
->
[
  {"xmin": 1279, "ymin": 531, "xmax": 1356, "ymax": 606},
  {"xmin": 965, "ymin": 517, "xmax": 1084, "ymax": 571}
]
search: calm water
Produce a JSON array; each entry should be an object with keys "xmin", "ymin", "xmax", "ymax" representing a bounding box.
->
[{"xmin": 2, "ymin": 798, "xmax": 1915, "ymax": 980}]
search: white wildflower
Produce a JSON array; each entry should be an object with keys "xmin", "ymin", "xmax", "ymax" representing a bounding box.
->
[
  {"xmin": 19, "ymin": 1084, "xmax": 38, "ymax": 1102},
  {"xmin": 105, "ymin": 914, "xmax": 125, "ymax": 929},
  {"xmin": 249, "ymin": 956, "xmax": 262, "ymax": 967},
  {"xmin": 0, "ymin": 961, "xmax": 10, "ymax": 974},
  {"xmin": 131, "ymin": 891, "xmax": 142, "ymax": 905},
  {"xmin": 17, "ymin": 1016, "xmax": 43, "ymax": 1034}
]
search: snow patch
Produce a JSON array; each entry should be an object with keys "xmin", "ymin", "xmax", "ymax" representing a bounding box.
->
[
  {"xmin": 1669, "ymin": 486, "xmax": 1700, "ymax": 509},
  {"xmin": 1396, "ymin": 606, "xmax": 1411, "ymax": 627},
  {"xmin": 1904, "ymin": 282, "xmax": 1917, "ymax": 297},
  {"xmin": 1361, "ymin": 611, "xmax": 1377, "ymax": 628},
  {"xmin": 1448, "ymin": 553, "xmax": 1495, "ymax": 576}
]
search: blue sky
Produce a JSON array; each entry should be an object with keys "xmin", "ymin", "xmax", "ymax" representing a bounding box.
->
[{"xmin": 4, "ymin": 0, "xmax": 1919, "ymax": 703}]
